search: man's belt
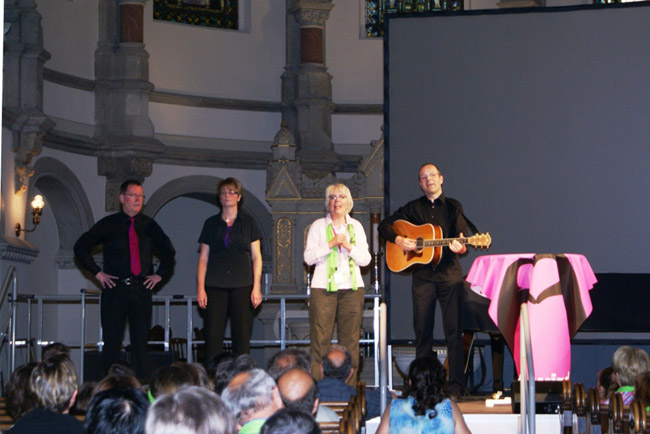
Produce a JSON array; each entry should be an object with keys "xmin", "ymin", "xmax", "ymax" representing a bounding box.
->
[{"xmin": 117, "ymin": 276, "xmax": 145, "ymax": 286}]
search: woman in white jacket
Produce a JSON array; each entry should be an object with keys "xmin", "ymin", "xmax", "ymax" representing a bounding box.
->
[{"xmin": 304, "ymin": 183, "xmax": 371, "ymax": 385}]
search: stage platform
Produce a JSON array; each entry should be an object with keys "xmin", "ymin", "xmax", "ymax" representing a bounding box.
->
[{"xmin": 365, "ymin": 396, "xmax": 561, "ymax": 433}]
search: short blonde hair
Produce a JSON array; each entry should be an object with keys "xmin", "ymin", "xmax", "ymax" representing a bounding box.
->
[
  {"xmin": 324, "ymin": 183, "xmax": 353, "ymax": 214},
  {"xmin": 612, "ymin": 346, "xmax": 650, "ymax": 386},
  {"xmin": 30, "ymin": 355, "xmax": 78, "ymax": 414}
]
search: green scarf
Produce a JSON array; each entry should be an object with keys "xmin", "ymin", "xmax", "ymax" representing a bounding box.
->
[{"xmin": 326, "ymin": 222, "xmax": 357, "ymax": 292}]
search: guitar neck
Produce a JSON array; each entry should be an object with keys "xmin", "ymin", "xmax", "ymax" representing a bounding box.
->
[{"xmin": 423, "ymin": 237, "xmax": 470, "ymax": 247}]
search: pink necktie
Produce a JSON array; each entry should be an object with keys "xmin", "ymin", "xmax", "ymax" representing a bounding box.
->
[{"xmin": 129, "ymin": 218, "xmax": 141, "ymax": 276}]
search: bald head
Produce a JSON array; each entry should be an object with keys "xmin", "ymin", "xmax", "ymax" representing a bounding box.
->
[
  {"xmin": 322, "ymin": 345, "xmax": 353, "ymax": 381},
  {"xmin": 276, "ymin": 368, "xmax": 319, "ymax": 416}
]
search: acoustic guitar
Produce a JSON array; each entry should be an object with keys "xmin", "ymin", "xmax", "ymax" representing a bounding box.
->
[{"xmin": 386, "ymin": 220, "xmax": 492, "ymax": 272}]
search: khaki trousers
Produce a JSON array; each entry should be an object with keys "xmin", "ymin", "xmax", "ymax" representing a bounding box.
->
[{"xmin": 309, "ymin": 288, "xmax": 365, "ymax": 386}]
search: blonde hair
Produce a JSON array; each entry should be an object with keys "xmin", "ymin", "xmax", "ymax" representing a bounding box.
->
[
  {"xmin": 30, "ymin": 355, "xmax": 78, "ymax": 414},
  {"xmin": 324, "ymin": 183, "xmax": 353, "ymax": 214},
  {"xmin": 612, "ymin": 346, "xmax": 650, "ymax": 386}
]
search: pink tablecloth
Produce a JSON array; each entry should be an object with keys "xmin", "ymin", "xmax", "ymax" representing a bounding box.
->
[{"xmin": 466, "ymin": 254, "xmax": 597, "ymax": 381}]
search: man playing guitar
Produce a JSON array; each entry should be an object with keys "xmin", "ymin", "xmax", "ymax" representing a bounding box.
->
[{"xmin": 378, "ymin": 163, "xmax": 469, "ymax": 398}]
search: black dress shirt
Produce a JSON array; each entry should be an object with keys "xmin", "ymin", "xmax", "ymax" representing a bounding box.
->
[
  {"xmin": 378, "ymin": 194, "xmax": 469, "ymax": 282},
  {"xmin": 74, "ymin": 211, "xmax": 175, "ymax": 279},
  {"xmin": 198, "ymin": 211, "xmax": 262, "ymax": 288}
]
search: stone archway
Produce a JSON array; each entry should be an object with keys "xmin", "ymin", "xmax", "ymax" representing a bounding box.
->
[
  {"xmin": 144, "ymin": 175, "xmax": 273, "ymax": 262},
  {"xmin": 27, "ymin": 157, "xmax": 94, "ymax": 268}
]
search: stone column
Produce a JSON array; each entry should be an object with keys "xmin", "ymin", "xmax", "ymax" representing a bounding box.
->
[
  {"xmin": 3, "ymin": 0, "xmax": 55, "ymax": 194},
  {"xmin": 95, "ymin": 0, "xmax": 165, "ymax": 211},
  {"xmin": 286, "ymin": 0, "xmax": 340, "ymax": 178},
  {"xmin": 266, "ymin": 123, "xmax": 302, "ymax": 293}
]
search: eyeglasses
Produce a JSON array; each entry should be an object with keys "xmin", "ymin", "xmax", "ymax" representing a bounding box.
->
[
  {"xmin": 220, "ymin": 190, "xmax": 240, "ymax": 196},
  {"xmin": 124, "ymin": 193, "xmax": 145, "ymax": 199},
  {"xmin": 420, "ymin": 173, "xmax": 440, "ymax": 181},
  {"xmin": 328, "ymin": 194, "xmax": 347, "ymax": 201}
]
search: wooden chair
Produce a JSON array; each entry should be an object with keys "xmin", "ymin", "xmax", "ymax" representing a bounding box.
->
[
  {"xmin": 628, "ymin": 400, "xmax": 647, "ymax": 434},
  {"xmin": 608, "ymin": 392, "xmax": 628, "ymax": 434},
  {"xmin": 573, "ymin": 383, "xmax": 587, "ymax": 434},
  {"xmin": 587, "ymin": 386, "xmax": 607, "ymax": 434},
  {"xmin": 170, "ymin": 337, "xmax": 187, "ymax": 362},
  {"xmin": 317, "ymin": 421, "xmax": 340, "ymax": 434}
]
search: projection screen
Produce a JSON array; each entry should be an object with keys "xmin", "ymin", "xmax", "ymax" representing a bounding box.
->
[{"xmin": 384, "ymin": 3, "xmax": 650, "ymax": 340}]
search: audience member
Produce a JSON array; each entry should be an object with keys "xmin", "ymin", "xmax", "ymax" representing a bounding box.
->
[
  {"xmin": 5, "ymin": 363, "xmax": 37, "ymax": 422},
  {"xmin": 94, "ymin": 373, "xmax": 142, "ymax": 395},
  {"xmin": 41, "ymin": 342, "xmax": 71, "ymax": 360},
  {"xmin": 318, "ymin": 344, "xmax": 385, "ymax": 418},
  {"xmin": 85, "ymin": 387, "xmax": 149, "ymax": 434},
  {"xmin": 222, "ymin": 369, "xmax": 283, "ymax": 434},
  {"xmin": 635, "ymin": 371, "xmax": 650, "ymax": 409},
  {"xmin": 149, "ymin": 365, "xmax": 193, "ymax": 401},
  {"xmin": 376, "ymin": 356, "xmax": 470, "ymax": 434},
  {"xmin": 213, "ymin": 353, "xmax": 257, "ymax": 395},
  {"xmin": 260, "ymin": 408, "xmax": 322, "ymax": 434},
  {"xmin": 597, "ymin": 366, "xmax": 617, "ymax": 403},
  {"xmin": 6, "ymin": 354, "xmax": 83, "ymax": 433},
  {"xmin": 608, "ymin": 346, "xmax": 650, "ymax": 405},
  {"xmin": 70, "ymin": 380, "xmax": 97, "ymax": 415},
  {"xmin": 276, "ymin": 368, "xmax": 338, "ymax": 422},
  {"xmin": 107, "ymin": 359, "xmax": 137, "ymax": 378},
  {"xmin": 267, "ymin": 348, "xmax": 311, "ymax": 380},
  {"xmin": 145, "ymin": 385, "xmax": 236, "ymax": 434}
]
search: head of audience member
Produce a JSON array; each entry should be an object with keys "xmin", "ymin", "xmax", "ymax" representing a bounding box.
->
[
  {"xmin": 321, "ymin": 345, "xmax": 353, "ymax": 383},
  {"xmin": 597, "ymin": 366, "xmax": 617, "ymax": 400},
  {"xmin": 222, "ymin": 368, "xmax": 283, "ymax": 429},
  {"xmin": 635, "ymin": 371, "xmax": 650, "ymax": 405},
  {"xmin": 259, "ymin": 408, "xmax": 322, "ymax": 434},
  {"xmin": 85, "ymin": 387, "xmax": 149, "ymax": 434},
  {"xmin": 70, "ymin": 380, "xmax": 97, "ymax": 415},
  {"xmin": 30, "ymin": 354, "xmax": 78, "ymax": 414},
  {"xmin": 276, "ymin": 368, "xmax": 320, "ymax": 417},
  {"xmin": 149, "ymin": 365, "xmax": 193, "ymax": 400},
  {"xmin": 172, "ymin": 361, "xmax": 211, "ymax": 389},
  {"xmin": 94, "ymin": 374, "xmax": 142, "ymax": 396},
  {"xmin": 107, "ymin": 359, "xmax": 136, "ymax": 379},
  {"xmin": 407, "ymin": 356, "xmax": 447, "ymax": 416},
  {"xmin": 41, "ymin": 342, "xmax": 71, "ymax": 361},
  {"xmin": 612, "ymin": 346, "xmax": 650, "ymax": 387},
  {"xmin": 5, "ymin": 362, "xmax": 38, "ymax": 421},
  {"xmin": 213, "ymin": 353, "xmax": 257, "ymax": 395},
  {"xmin": 267, "ymin": 349, "xmax": 311, "ymax": 380},
  {"xmin": 145, "ymin": 385, "xmax": 236, "ymax": 434}
]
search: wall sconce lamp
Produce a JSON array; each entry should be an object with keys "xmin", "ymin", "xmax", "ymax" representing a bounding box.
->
[{"xmin": 15, "ymin": 195, "xmax": 45, "ymax": 237}]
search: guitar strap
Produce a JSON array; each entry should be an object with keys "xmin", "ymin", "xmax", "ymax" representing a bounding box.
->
[{"xmin": 449, "ymin": 200, "xmax": 481, "ymax": 235}]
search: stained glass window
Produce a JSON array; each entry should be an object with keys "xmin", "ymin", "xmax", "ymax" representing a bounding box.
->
[
  {"xmin": 154, "ymin": 0, "xmax": 238, "ymax": 30},
  {"xmin": 365, "ymin": 0, "xmax": 464, "ymax": 37}
]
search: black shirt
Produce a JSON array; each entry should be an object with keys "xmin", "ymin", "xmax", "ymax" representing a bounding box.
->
[
  {"xmin": 378, "ymin": 194, "xmax": 468, "ymax": 282},
  {"xmin": 6, "ymin": 408, "xmax": 84, "ymax": 434},
  {"xmin": 198, "ymin": 211, "xmax": 262, "ymax": 288},
  {"xmin": 74, "ymin": 211, "xmax": 176, "ymax": 279}
]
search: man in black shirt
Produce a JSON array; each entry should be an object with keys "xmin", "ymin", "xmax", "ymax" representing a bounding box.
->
[
  {"xmin": 378, "ymin": 163, "xmax": 468, "ymax": 396},
  {"xmin": 74, "ymin": 180, "xmax": 175, "ymax": 380}
]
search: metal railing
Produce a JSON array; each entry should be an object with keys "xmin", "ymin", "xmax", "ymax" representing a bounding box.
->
[{"xmin": 6, "ymin": 289, "xmax": 388, "ymax": 386}]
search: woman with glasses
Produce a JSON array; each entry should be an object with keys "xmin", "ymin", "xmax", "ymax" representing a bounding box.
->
[
  {"xmin": 304, "ymin": 183, "xmax": 371, "ymax": 385},
  {"xmin": 197, "ymin": 177, "xmax": 263, "ymax": 363}
]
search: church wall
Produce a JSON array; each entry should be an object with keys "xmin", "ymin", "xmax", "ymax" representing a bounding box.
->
[{"xmin": 37, "ymin": 0, "xmax": 97, "ymax": 79}]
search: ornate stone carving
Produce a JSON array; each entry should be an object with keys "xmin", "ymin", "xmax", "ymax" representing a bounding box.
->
[
  {"xmin": 98, "ymin": 155, "xmax": 153, "ymax": 211},
  {"xmin": 290, "ymin": 2, "xmax": 334, "ymax": 27},
  {"xmin": 275, "ymin": 217, "xmax": 293, "ymax": 284}
]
